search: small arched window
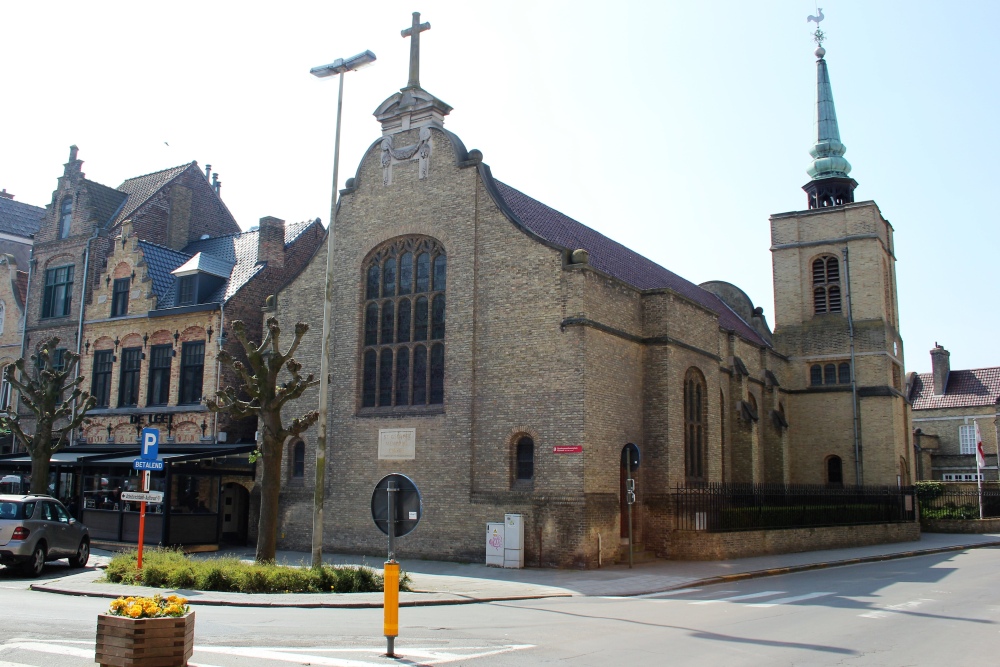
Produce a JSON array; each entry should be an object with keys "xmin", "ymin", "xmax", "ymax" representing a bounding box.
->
[
  {"xmin": 290, "ymin": 439, "xmax": 305, "ymax": 479},
  {"xmin": 827, "ymin": 456, "xmax": 843, "ymax": 487},
  {"xmin": 812, "ymin": 255, "xmax": 841, "ymax": 314},
  {"xmin": 515, "ymin": 436, "xmax": 534, "ymax": 482},
  {"xmin": 810, "ymin": 364, "xmax": 823, "ymax": 386},
  {"xmin": 684, "ymin": 368, "xmax": 707, "ymax": 484},
  {"xmin": 361, "ymin": 236, "xmax": 446, "ymax": 409},
  {"xmin": 59, "ymin": 197, "xmax": 73, "ymax": 239},
  {"xmin": 838, "ymin": 362, "xmax": 851, "ymax": 384}
]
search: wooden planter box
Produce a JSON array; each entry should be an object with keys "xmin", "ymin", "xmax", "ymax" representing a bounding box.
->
[{"xmin": 95, "ymin": 612, "xmax": 195, "ymax": 667}]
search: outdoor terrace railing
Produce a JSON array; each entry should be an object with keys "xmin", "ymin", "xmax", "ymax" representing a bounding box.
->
[{"xmin": 674, "ymin": 482, "xmax": 916, "ymax": 532}]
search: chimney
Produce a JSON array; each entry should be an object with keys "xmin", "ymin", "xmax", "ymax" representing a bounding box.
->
[
  {"xmin": 930, "ymin": 343, "xmax": 950, "ymax": 395},
  {"xmin": 68, "ymin": 145, "xmax": 78, "ymax": 162},
  {"xmin": 0, "ymin": 189, "xmax": 13, "ymax": 200},
  {"xmin": 257, "ymin": 216, "xmax": 286, "ymax": 269},
  {"xmin": 205, "ymin": 164, "xmax": 212, "ymax": 181},
  {"xmin": 211, "ymin": 172, "xmax": 221, "ymax": 196}
]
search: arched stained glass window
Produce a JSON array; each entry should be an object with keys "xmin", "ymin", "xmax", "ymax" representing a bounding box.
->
[
  {"xmin": 684, "ymin": 368, "xmax": 707, "ymax": 485},
  {"xmin": 361, "ymin": 237, "xmax": 446, "ymax": 409}
]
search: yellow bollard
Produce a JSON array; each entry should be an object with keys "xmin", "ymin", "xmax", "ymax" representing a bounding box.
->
[{"xmin": 384, "ymin": 560, "xmax": 399, "ymax": 656}]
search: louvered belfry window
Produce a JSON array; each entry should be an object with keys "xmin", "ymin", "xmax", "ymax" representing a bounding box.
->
[
  {"xmin": 362, "ymin": 237, "xmax": 446, "ymax": 409},
  {"xmin": 812, "ymin": 255, "xmax": 841, "ymax": 314}
]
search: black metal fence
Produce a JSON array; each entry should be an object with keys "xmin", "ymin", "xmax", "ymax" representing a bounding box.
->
[
  {"xmin": 674, "ymin": 482, "xmax": 916, "ymax": 532},
  {"xmin": 917, "ymin": 486, "xmax": 1000, "ymax": 520}
]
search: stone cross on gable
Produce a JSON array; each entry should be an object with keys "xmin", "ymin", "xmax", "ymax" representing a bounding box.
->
[{"xmin": 401, "ymin": 11, "xmax": 430, "ymax": 89}]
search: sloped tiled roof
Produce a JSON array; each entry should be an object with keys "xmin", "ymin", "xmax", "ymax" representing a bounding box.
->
[
  {"xmin": 0, "ymin": 196, "xmax": 44, "ymax": 237},
  {"xmin": 910, "ymin": 368, "xmax": 1000, "ymax": 410},
  {"xmin": 82, "ymin": 179, "xmax": 128, "ymax": 226},
  {"xmin": 490, "ymin": 179, "xmax": 768, "ymax": 346},
  {"xmin": 113, "ymin": 164, "xmax": 191, "ymax": 225},
  {"xmin": 137, "ymin": 241, "xmax": 192, "ymax": 302}
]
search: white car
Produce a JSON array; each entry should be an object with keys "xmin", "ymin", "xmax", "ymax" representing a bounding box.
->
[{"xmin": 0, "ymin": 494, "xmax": 90, "ymax": 577}]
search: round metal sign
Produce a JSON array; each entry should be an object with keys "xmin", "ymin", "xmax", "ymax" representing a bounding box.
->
[
  {"xmin": 621, "ymin": 443, "xmax": 641, "ymax": 470},
  {"xmin": 371, "ymin": 473, "xmax": 423, "ymax": 537}
]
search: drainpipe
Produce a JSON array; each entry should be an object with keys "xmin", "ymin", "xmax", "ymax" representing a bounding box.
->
[
  {"xmin": 213, "ymin": 301, "xmax": 224, "ymax": 441},
  {"xmin": 12, "ymin": 251, "xmax": 35, "ymax": 453},
  {"xmin": 842, "ymin": 247, "xmax": 862, "ymax": 485}
]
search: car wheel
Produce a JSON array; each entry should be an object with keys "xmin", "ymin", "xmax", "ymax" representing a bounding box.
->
[
  {"xmin": 68, "ymin": 538, "xmax": 90, "ymax": 568},
  {"xmin": 23, "ymin": 544, "xmax": 45, "ymax": 578}
]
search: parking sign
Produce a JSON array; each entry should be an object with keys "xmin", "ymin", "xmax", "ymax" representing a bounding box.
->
[{"xmin": 141, "ymin": 428, "xmax": 159, "ymax": 460}]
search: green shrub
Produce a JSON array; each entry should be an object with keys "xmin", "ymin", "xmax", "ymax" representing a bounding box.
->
[
  {"xmin": 914, "ymin": 481, "xmax": 946, "ymax": 501},
  {"xmin": 101, "ymin": 549, "xmax": 409, "ymax": 595}
]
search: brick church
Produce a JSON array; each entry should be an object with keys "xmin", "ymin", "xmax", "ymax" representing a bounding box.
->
[{"xmin": 272, "ymin": 17, "xmax": 912, "ymax": 567}]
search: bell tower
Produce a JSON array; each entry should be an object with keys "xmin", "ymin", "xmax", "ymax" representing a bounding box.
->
[{"xmin": 770, "ymin": 25, "xmax": 911, "ymax": 488}]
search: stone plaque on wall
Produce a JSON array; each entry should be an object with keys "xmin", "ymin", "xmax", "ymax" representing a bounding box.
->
[{"xmin": 378, "ymin": 428, "xmax": 415, "ymax": 460}]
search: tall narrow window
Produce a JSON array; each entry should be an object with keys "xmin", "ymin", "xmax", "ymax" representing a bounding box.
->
[
  {"xmin": 42, "ymin": 266, "xmax": 74, "ymax": 318},
  {"xmin": 91, "ymin": 350, "xmax": 113, "ymax": 408},
  {"xmin": 515, "ymin": 436, "xmax": 534, "ymax": 481},
  {"xmin": 111, "ymin": 278, "xmax": 130, "ymax": 317},
  {"xmin": 147, "ymin": 345, "xmax": 172, "ymax": 406},
  {"xmin": 838, "ymin": 362, "xmax": 851, "ymax": 385},
  {"xmin": 117, "ymin": 348, "xmax": 141, "ymax": 407},
  {"xmin": 959, "ymin": 425, "xmax": 976, "ymax": 455},
  {"xmin": 179, "ymin": 341, "xmax": 205, "ymax": 404},
  {"xmin": 59, "ymin": 198, "xmax": 73, "ymax": 239},
  {"xmin": 827, "ymin": 456, "xmax": 843, "ymax": 487},
  {"xmin": 290, "ymin": 439, "xmax": 305, "ymax": 479},
  {"xmin": 178, "ymin": 276, "xmax": 196, "ymax": 306},
  {"xmin": 684, "ymin": 368, "xmax": 707, "ymax": 485},
  {"xmin": 361, "ymin": 237, "xmax": 446, "ymax": 409},
  {"xmin": 812, "ymin": 255, "xmax": 842, "ymax": 314}
]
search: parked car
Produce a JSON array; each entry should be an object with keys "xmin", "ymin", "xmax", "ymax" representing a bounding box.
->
[{"xmin": 0, "ymin": 494, "xmax": 90, "ymax": 577}]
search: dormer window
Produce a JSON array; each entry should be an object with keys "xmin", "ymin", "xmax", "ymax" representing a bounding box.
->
[
  {"xmin": 59, "ymin": 197, "xmax": 73, "ymax": 239},
  {"xmin": 178, "ymin": 276, "xmax": 196, "ymax": 306}
]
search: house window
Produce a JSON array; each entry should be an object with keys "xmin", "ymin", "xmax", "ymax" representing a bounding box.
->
[
  {"xmin": 178, "ymin": 276, "xmax": 196, "ymax": 306},
  {"xmin": 59, "ymin": 198, "xmax": 72, "ymax": 239},
  {"xmin": 812, "ymin": 255, "xmax": 841, "ymax": 314},
  {"xmin": 361, "ymin": 237, "xmax": 446, "ymax": 409},
  {"xmin": 827, "ymin": 456, "xmax": 843, "ymax": 486},
  {"xmin": 91, "ymin": 350, "xmax": 113, "ymax": 408},
  {"xmin": 179, "ymin": 341, "xmax": 205, "ymax": 404},
  {"xmin": 290, "ymin": 439, "xmax": 305, "ymax": 479},
  {"xmin": 117, "ymin": 347, "xmax": 141, "ymax": 407},
  {"xmin": 943, "ymin": 473, "xmax": 983, "ymax": 481},
  {"xmin": 515, "ymin": 436, "xmax": 534, "ymax": 482},
  {"xmin": 959, "ymin": 425, "xmax": 976, "ymax": 455},
  {"xmin": 684, "ymin": 368, "xmax": 707, "ymax": 484},
  {"xmin": 42, "ymin": 265, "xmax": 74, "ymax": 318},
  {"xmin": 147, "ymin": 345, "xmax": 172, "ymax": 406},
  {"xmin": 111, "ymin": 278, "xmax": 130, "ymax": 317}
]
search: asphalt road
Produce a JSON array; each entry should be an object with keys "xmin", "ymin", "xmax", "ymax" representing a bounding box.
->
[{"xmin": 1, "ymin": 547, "xmax": 997, "ymax": 666}]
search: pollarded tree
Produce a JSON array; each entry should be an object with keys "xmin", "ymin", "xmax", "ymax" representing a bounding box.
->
[
  {"xmin": 205, "ymin": 317, "xmax": 319, "ymax": 563},
  {"xmin": 0, "ymin": 337, "xmax": 96, "ymax": 495}
]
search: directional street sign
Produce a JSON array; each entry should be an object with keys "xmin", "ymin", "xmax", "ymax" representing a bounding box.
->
[
  {"xmin": 133, "ymin": 458, "xmax": 164, "ymax": 471},
  {"xmin": 121, "ymin": 491, "xmax": 164, "ymax": 503}
]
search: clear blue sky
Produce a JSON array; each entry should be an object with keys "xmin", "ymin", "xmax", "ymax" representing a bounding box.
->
[{"xmin": 2, "ymin": 1, "xmax": 996, "ymax": 373}]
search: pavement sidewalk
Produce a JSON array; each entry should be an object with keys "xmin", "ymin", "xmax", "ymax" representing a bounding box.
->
[{"xmin": 29, "ymin": 531, "xmax": 1000, "ymax": 608}]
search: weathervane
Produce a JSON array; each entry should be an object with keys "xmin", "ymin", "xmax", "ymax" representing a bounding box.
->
[{"xmin": 807, "ymin": 7, "xmax": 826, "ymax": 47}]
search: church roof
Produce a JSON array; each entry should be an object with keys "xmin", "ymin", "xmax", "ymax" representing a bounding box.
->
[
  {"xmin": 910, "ymin": 368, "xmax": 1000, "ymax": 410},
  {"xmin": 488, "ymin": 177, "xmax": 768, "ymax": 346}
]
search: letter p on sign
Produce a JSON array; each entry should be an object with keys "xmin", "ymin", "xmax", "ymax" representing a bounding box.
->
[{"xmin": 141, "ymin": 428, "xmax": 160, "ymax": 460}]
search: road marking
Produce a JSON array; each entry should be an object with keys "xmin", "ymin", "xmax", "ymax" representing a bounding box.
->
[
  {"xmin": 193, "ymin": 643, "xmax": 535, "ymax": 665},
  {"xmin": 602, "ymin": 588, "xmax": 703, "ymax": 600},
  {"xmin": 747, "ymin": 592, "xmax": 834, "ymax": 607},
  {"xmin": 690, "ymin": 590, "xmax": 785, "ymax": 605},
  {"xmin": 0, "ymin": 661, "xmax": 39, "ymax": 667},
  {"xmin": 860, "ymin": 598, "xmax": 934, "ymax": 619},
  {"xmin": 0, "ymin": 642, "xmax": 93, "ymax": 659}
]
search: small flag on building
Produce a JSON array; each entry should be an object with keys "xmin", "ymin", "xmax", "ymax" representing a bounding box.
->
[{"xmin": 975, "ymin": 420, "xmax": 987, "ymax": 470}]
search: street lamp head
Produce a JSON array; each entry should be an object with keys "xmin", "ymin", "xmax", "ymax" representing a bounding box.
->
[{"xmin": 310, "ymin": 50, "xmax": 377, "ymax": 78}]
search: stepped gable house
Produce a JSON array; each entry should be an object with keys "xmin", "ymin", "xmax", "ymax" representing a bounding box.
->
[
  {"xmin": 271, "ymin": 19, "xmax": 913, "ymax": 567},
  {"xmin": 0, "ymin": 148, "xmax": 322, "ymax": 548}
]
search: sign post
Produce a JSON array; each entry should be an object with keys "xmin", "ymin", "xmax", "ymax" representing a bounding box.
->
[
  {"xmin": 134, "ymin": 427, "xmax": 161, "ymax": 570},
  {"xmin": 371, "ymin": 473, "xmax": 422, "ymax": 659}
]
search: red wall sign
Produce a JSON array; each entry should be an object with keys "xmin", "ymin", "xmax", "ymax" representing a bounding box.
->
[{"xmin": 552, "ymin": 445, "xmax": 583, "ymax": 454}]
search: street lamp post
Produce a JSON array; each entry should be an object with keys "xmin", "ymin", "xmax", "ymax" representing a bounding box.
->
[{"xmin": 309, "ymin": 49, "xmax": 376, "ymax": 569}]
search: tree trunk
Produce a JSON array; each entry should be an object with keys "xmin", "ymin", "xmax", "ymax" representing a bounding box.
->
[
  {"xmin": 255, "ymin": 434, "xmax": 283, "ymax": 562},
  {"xmin": 29, "ymin": 431, "xmax": 53, "ymax": 495}
]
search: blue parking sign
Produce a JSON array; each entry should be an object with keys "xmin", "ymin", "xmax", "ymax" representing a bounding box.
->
[{"xmin": 141, "ymin": 428, "xmax": 160, "ymax": 460}]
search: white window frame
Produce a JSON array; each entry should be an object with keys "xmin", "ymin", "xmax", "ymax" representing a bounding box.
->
[
  {"xmin": 942, "ymin": 473, "xmax": 983, "ymax": 481},
  {"xmin": 959, "ymin": 425, "xmax": 976, "ymax": 455}
]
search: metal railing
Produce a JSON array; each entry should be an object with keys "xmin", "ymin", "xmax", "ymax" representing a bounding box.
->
[
  {"xmin": 674, "ymin": 482, "xmax": 916, "ymax": 532},
  {"xmin": 917, "ymin": 486, "xmax": 1000, "ymax": 520}
]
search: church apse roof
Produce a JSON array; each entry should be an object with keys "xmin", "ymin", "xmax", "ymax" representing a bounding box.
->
[{"xmin": 488, "ymin": 176, "xmax": 768, "ymax": 347}]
